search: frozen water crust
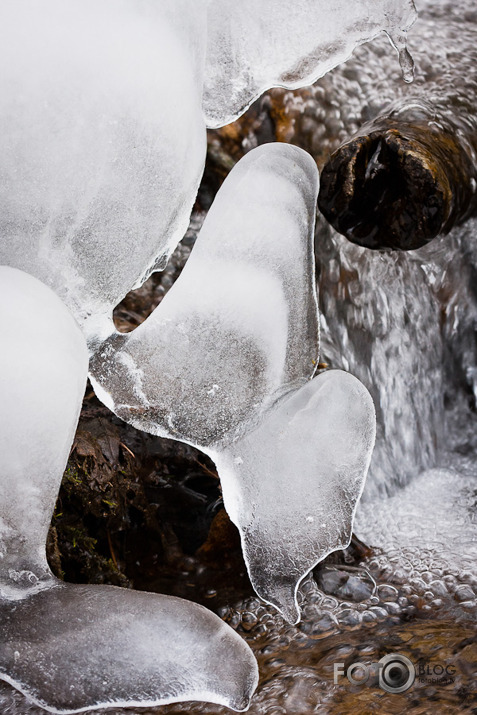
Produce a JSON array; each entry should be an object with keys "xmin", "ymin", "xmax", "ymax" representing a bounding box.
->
[
  {"xmin": 0, "ymin": 267, "xmax": 258, "ymax": 713},
  {"xmin": 91, "ymin": 145, "xmax": 376, "ymax": 624},
  {"xmin": 204, "ymin": 0, "xmax": 417, "ymax": 126}
]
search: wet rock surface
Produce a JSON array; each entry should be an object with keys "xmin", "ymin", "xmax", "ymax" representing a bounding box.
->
[{"xmin": 318, "ymin": 106, "xmax": 477, "ymax": 250}]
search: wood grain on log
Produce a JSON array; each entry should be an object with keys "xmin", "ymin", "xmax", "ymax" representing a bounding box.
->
[{"xmin": 318, "ymin": 101, "xmax": 477, "ymax": 250}]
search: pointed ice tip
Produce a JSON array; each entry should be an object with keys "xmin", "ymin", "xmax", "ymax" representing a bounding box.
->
[
  {"xmin": 225, "ymin": 661, "xmax": 258, "ymax": 712},
  {"xmin": 229, "ymin": 694, "xmax": 252, "ymax": 712},
  {"xmin": 277, "ymin": 600, "xmax": 301, "ymax": 626},
  {"xmin": 259, "ymin": 582, "xmax": 301, "ymax": 626}
]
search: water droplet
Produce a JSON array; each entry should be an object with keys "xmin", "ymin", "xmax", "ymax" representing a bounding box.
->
[
  {"xmin": 399, "ymin": 46, "xmax": 415, "ymax": 83},
  {"xmin": 387, "ymin": 31, "xmax": 415, "ymax": 83}
]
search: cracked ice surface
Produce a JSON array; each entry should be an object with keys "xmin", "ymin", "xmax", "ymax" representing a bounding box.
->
[
  {"xmin": 91, "ymin": 145, "xmax": 376, "ymax": 623},
  {"xmin": 0, "ymin": 267, "xmax": 258, "ymax": 713},
  {"xmin": 204, "ymin": 0, "xmax": 417, "ymax": 126}
]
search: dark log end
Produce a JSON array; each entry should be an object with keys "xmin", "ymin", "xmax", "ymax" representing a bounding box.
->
[{"xmin": 318, "ymin": 126, "xmax": 458, "ymax": 251}]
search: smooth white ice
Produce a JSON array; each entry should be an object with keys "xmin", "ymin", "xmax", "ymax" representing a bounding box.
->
[
  {"xmin": 0, "ymin": 267, "xmax": 88, "ymax": 597},
  {"xmin": 0, "ymin": 0, "xmax": 206, "ymax": 341},
  {"xmin": 90, "ymin": 143, "xmax": 320, "ymax": 447}
]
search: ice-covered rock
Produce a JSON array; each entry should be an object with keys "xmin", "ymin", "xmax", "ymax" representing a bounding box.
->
[
  {"xmin": 0, "ymin": 267, "xmax": 258, "ymax": 713},
  {"xmin": 204, "ymin": 0, "xmax": 417, "ymax": 126}
]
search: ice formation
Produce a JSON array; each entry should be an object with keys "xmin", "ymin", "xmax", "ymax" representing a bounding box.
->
[
  {"xmin": 0, "ymin": 0, "xmax": 207, "ymax": 341},
  {"xmin": 91, "ymin": 144, "xmax": 376, "ymax": 623},
  {"xmin": 0, "ymin": 267, "xmax": 258, "ymax": 713},
  {"xmin": 0, "ymin": 0, "xmax": 416, "ymax": 348},
  {"xmin": 204, "ymin": 0, "xmax": 417, "ymax": 126},
  {"xmin": 0, "ymin": 586, "xmax": 258, "ymax": 714},
  {"xmin": 90, "ymin": 144, "xmax": 321, "ymax": 446},
  {"xmin": 0, "ymin": 0, "xmax": 415, "ymax": 707},
  {"xmin": 214, "ymin": 371, "xmax": 376, "ymax": 625},
  {"xmin": 0, "ymin": 266, "xmax": 88, "ymax": 596}
]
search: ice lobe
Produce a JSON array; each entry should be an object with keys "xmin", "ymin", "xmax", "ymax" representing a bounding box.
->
[
  {"xmin": 90, "ymin": 143, "xmax": 320, "ymax": 447},
  {"xmin": 0, "ymin": 266, "xmax": 89, "ymax": 596},
  {"xmin": 0, "ymin": 0, "xmax": 206, "ymax": 339},
  {"xmin": 90, "ymin": 145, "xmax": 376, "ymax": 624},
  {"xmin": 204, "ymin": 0, "xmax": 417, "ymax": 127},
  {"xmin": 0, "ymin": 267, "xmax": 258, "ymax": 713},
  {"xmin": 214, "ymin": 371, "xmax": 376, "ymax": 624},
  {"xmin": 0, "ymin": 586, "xmax": 258, "ymax": 714}
]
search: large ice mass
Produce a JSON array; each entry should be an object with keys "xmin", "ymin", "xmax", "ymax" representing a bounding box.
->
[
  {"xmin": 0, "ymin": 0, "xmax": 416, "ymax": 345},
  {"xmin": 1, "ymin": 586, "xmax": 258, "ymax": 714},
  {"xmin": 90, "ymin": 143, "xmax": 376, "ymax": 623},
  {"xmin": 90, "ymin": 144, "xmax": 321, "ymax": 447},
  {"xmin": 0, "ymin": 267, "xmax": 258, "ymax": 713},
  {"xmin": 0, "ymin": 0, "xmax": 207, "ymax": 340}
]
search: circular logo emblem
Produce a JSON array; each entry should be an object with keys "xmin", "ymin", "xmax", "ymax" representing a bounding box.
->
[{"xmin": 379, "ymin": 653, "xmax": 415, "ymax": 693}]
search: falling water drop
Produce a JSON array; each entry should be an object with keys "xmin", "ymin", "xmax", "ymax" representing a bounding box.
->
[
  {"xmin": 399, "ymin": 45, "xmax": 415, "ymax": 83},
  {"xmin": 387, "ymin": 30, "xmax": 415, "ymax": 83}
]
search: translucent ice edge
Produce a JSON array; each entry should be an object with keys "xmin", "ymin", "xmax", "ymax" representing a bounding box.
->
[
  {"xmin": 0, "ymin": 583, "xmax": 258, "ymax": 714},
  {"xmin": 212, "ymin": 369, "xmax": 376, "ymax": 625},
  {"xmin": 204, "ymin": 0, "xmax": 417, "ymax": 126}
]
